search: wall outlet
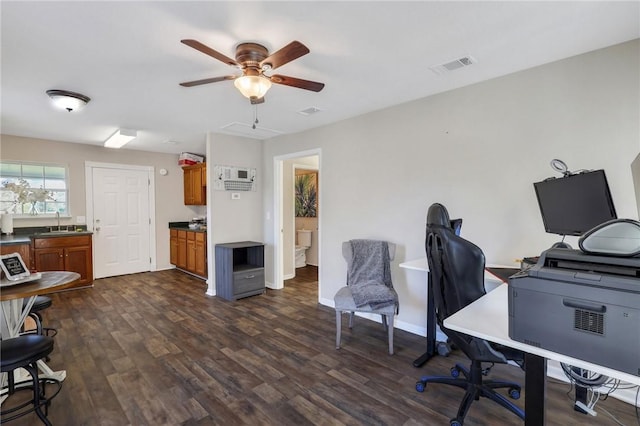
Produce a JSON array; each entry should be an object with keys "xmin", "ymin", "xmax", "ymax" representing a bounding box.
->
[
  {"xmin": 76, "ymin": 216, "xmax": 86, "ymax": 224},
  {"xmin": 231, "ymin": 193, "xmax": 240, "ymax": 200}
]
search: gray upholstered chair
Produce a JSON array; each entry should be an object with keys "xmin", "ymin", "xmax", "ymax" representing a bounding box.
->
[{"xmin": 334, "ymin": 240, "xmax": 398, "ymax": 355}]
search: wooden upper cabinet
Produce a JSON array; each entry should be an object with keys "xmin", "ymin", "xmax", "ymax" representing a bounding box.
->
[{"xmin": 183, "ymin": 163, "xmax": 206, "ymax": 205}]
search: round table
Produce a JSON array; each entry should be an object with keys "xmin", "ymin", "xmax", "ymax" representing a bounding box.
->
[{"xmin": 1, "ymin": 271, "xmax": 80, "ymax": 398}]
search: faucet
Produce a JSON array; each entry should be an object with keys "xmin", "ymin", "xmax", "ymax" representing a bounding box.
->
[{"xmin": 56, "ymin": 211, "xmax": 61, "ymax": 231}]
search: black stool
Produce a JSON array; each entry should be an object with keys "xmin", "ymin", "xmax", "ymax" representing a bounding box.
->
[
  {"xmin": 23, "ymin": 296, "xmax": 57, "ymax": 337},
  {"xmin": 1, "ymin": 335, "xmax": 62, "ymax": 425}
]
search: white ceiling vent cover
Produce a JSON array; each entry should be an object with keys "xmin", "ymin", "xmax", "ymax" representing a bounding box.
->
[
  {"xmin": 298, "ymin": 106, "xmax": 322, "ymax": 116},
  {"xmin": 220, "ymin": 122, "xmax": 283, "ymax": 140},
  {"xmin": 430, "ymin": 56, "xmax": 477, "ymax": 75}
]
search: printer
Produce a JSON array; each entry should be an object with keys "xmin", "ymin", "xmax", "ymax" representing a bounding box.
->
[{"xmin": 508, "ymin": 247, "xmax": 640, "ymax": 377}]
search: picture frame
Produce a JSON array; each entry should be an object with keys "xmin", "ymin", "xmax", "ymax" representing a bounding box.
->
[{"xmin": 0, "ymin": 252, "xmax": 31, "ymax": 281}]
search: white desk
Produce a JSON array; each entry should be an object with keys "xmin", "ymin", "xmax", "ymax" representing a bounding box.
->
[
  {"xmin": 399, "ymin": 258, "xmax": 506, "ymax": 367},
  {"xmin": 444, "ymin": 284, "xmax": 639, "ymax": 425}
]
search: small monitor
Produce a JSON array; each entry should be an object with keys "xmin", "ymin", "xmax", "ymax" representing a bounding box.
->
[
  {"xmin": 533, "ymin": 169, "xmax": 617, "ymax": 236},
  {"xmin": 1, "ymin": 252, "xmax": 31, "ymax": 281},
  {"xmin": 450, "ymin": 218, "xmax": 463, "ymax": 236}
]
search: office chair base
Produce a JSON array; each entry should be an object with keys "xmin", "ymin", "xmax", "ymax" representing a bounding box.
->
[{"xmin": 416, "ymin": 361, "xmax": 524, "ymax": 425}]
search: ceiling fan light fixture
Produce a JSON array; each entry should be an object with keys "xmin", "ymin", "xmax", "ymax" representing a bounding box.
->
[
  {"xmin": 46, "ymin": 89, "xmax": 90, "ymax": 112},
  {"xmin": 104, "ymin": 129, "xmax": 137, "ymax": 149},
  {"xmin": 234, "ymin": 75, "xmax": 272, "ymax": 99}
]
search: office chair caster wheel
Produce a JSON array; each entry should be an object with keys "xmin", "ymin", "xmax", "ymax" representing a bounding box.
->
[
  {"xmin": 415, "ymin": 381, "xmax": 426, "ymax": 392},
  {"xmin": 450, "ymin": 366, "xmax": 461, "ymax": 378},
  {"xmin": 508, "ymin": 387, "xmax": 521, "ymax": 399},
  {"xmin": 450, "ymin": 419, "xmax": 462, "ymax": 426}
]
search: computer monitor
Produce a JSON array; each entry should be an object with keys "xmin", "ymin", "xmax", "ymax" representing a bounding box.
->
[
  {"xmin": 450, "ymin": 218, "xmax": 462, "ymax": 236},
  {"xmin": 533, "ymin": 169, "xmax": 617, "ymax": 236}
]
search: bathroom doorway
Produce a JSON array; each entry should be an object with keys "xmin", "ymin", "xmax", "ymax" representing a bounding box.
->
[{"xmin": 276, "ymin": 151, "xmax": 320, "ymax": 291}]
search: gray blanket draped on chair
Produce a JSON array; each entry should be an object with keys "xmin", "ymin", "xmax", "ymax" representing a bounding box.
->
[{"xmin": 347, "ymin": 239, "xmax": 396, "ymax": 310}]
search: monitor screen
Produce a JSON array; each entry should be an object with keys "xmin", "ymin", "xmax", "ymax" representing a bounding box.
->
[{"xmin": 533, "ymin": 169, "xmax": 617, "ymax": 236}]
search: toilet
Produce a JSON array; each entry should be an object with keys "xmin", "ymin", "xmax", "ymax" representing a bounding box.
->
[{"xmin": 295, "ymin": 229, "xmax": 312, "ymax": 268}]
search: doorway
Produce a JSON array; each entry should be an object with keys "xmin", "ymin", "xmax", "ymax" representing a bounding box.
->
[
  {"xmin": 273, "ymin": 150, "xmax": 320, "ymax": 293},
  {"xmin": 85, "ymin": 162, "xmax": 156, "ymax": 279}
]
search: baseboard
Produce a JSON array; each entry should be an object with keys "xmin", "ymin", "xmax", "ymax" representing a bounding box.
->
[
  {"xmin": 318, "ymin": 297, "xmax": 448, "ymax": 341},
  {"xmin": 283, "ymin": 273, "xmax": 295, "ymax": 280}
]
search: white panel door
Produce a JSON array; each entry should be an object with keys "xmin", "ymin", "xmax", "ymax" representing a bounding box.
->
[{"xmin": 92, "ymin": 167, "xmax": 151, "ymax": 278}]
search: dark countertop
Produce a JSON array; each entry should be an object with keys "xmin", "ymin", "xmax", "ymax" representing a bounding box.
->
[
  {"xmin": 1, "ymin": 227, "xmax": 93, "ymax": 246},
  {"xmin": 0, "ymin": 235, "xmax": 32, "ymax": 245},
  {"xmin": 168, "ymin": 222, "xmax": 207, "ymax": 233}
]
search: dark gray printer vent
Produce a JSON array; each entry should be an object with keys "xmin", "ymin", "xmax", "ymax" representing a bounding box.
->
[{"xmin": 574, "ymin": 309, "xmax": 604, "ymax": 335}]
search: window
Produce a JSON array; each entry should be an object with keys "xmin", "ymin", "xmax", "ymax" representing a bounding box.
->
[{"xmin": 0, "ymin": 161, "xmax": 69, "ymax": 216}]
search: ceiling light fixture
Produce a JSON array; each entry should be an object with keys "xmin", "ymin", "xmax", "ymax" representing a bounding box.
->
[
  {"xmin": 46, "ymin": 89, "xmax": 90, "ymax": 112},
  {"xmin": 233, "ymin": 75, "xmax": 272, "ymax": 101},
  {"xmin": 104, "ymin": 129, "xmax": 137, "ymax": 149}
]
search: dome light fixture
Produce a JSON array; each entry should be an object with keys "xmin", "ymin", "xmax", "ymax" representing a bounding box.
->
[
  {"xmin": 233, "ymin": 75, "xmax": 272, "ymax": 101},
  {"xmin": 46, "ymin": 89, "xmax": 91, "ymax": 112}
]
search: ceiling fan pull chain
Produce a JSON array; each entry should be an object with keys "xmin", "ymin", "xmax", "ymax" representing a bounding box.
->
[{"xmin": 253, "ymin": 104, "xmax": 259, "ymax": 129}]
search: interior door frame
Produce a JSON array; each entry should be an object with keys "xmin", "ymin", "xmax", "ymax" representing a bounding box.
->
[
  {"xmin": 85, "ymin": 161, "xmax": 157, "ymax": 275},
  {"xmin": 273, "ymin": 148, "xmax": 321, "ymax": 291}
]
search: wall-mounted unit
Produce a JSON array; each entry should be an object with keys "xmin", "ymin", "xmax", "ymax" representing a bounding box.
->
[{"xmin": 213, "ymin": 165, "xmax": 256, "ymax": 191}]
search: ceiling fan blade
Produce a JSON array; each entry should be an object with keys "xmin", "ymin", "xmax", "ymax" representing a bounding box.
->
[
  {"xmin": 181, "ymin": 39, "xmax": 238, "ymax": 66},
  {"xmin": 261, "ymin": 41, "xmax": 309, "ymax": 70},
  {"xmin": 179, "ymin": 75, "xmax": 236, "ymax": 87},
  {"xmin": 250, "ymin": 96, "xmax": 265, "ymax": 105},
  {"xmin": 269, "ymin": 74, "xmax": 325, "ymax": 92}
]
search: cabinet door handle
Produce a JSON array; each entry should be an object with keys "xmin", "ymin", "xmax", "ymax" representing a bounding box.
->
[{"xmin": 245, "ymin": 275, "xmax": 255, "ymax": 279}]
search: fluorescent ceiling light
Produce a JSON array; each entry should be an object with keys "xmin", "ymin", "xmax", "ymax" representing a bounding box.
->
[
  {"xmin": 104, "ymin": 129, "xmax": 137, "ymax": 149},
  {"xmin": 46, "ymin": 89, "xmax": 90, "ymax": 112}
]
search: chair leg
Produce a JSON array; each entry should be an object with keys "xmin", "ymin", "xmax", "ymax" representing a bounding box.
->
[
  {"xmin": 335, "ymin": 310, "xmax": 342, "ymax": 349},
  {"xmin": 24, "ymin": 363, "xmax": 53, "ymax": 426},
  {"xmin": 348, "ymin": 312, "xmax": 354, "ymax": 328},
  {"xmin": 387, "ymin": 315, "xmax": 394, "ymax": 355}
]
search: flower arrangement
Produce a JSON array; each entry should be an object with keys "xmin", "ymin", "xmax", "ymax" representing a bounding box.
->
[{"xmin": 2, "ymin": 178, "xmax": 54, "ymax": 215}]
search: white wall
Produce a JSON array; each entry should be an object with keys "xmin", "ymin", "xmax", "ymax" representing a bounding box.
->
[
  {"xmin": 206, "ymin": 132, "xmax": 264, "ymax": 294},
  {"xmin": 262, "ymin": 40, "xmax": 640, "ymax": 336},
  {"xmin": 0, "ymin": 134, "xmax": 199, "ymax": 271},
  {"xmin": 632, "ymin": 153, "xmax": 640, "ymax": 218}
]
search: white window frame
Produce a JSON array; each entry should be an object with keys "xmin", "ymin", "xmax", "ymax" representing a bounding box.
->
[{"xmin": 0, "ymin": 160, "xmax": 70, "ymax": 218}]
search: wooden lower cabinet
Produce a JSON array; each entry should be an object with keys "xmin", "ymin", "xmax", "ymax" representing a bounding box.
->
[
  {"xmin": 170, "ymin": 229, "xmax": 206, "ymax": 278},
  {"xmin": 194, "ymin": 233, "xmax": 206, "ymax": 277},
  {"xmin": 32, "ymin": 234, "xmax": 93, "ymax": 288},
  {"xmin": 0, "ymin": 243, "xmax": 32, "ymax": 279}
]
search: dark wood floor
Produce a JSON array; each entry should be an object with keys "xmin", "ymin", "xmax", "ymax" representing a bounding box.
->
[{"xmin": 5, "ymin": 266, "xmax": 638, "ymax": 425}]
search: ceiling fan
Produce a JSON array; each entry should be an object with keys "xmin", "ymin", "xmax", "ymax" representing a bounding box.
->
[{"xmin": 179, "ymin": 39, "xmax": 325, "ymax": 104}]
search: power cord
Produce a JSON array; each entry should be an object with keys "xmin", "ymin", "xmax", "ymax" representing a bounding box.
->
[{"xmin": 560, "ymin": 363, "xmax": 640, "ymax": 424}]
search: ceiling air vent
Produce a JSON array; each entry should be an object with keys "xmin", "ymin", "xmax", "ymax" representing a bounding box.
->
[
  {"xmin": 430, "ymin": 56, "xmax": 477, "ymax": 75},
  {"xmin": 298, "ymin": 106, "xmax": 322, "ymax": 116}
]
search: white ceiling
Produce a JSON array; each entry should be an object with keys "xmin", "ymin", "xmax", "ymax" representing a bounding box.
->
[{"xmin": 2, "ymin": 1, "xmax": 638, "ymax": 155}]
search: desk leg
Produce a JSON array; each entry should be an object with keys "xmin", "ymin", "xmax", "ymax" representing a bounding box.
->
[
  {"xmin": 525, "ymin": 352, "xmax": 547, "ymax": 426},
  {"xmin": 413, "ymin": 272, "xmax": 438, "ymax": 367}
]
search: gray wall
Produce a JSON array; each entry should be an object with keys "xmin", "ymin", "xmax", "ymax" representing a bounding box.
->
[{"xmin": 262, "ymin": 39, "xmax": 640, "ymax": 335}]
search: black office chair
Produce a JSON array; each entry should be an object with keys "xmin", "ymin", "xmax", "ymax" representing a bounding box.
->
[{"xmin": 415, "ymin": 203, "xmax": 525, "ymax": 426}]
